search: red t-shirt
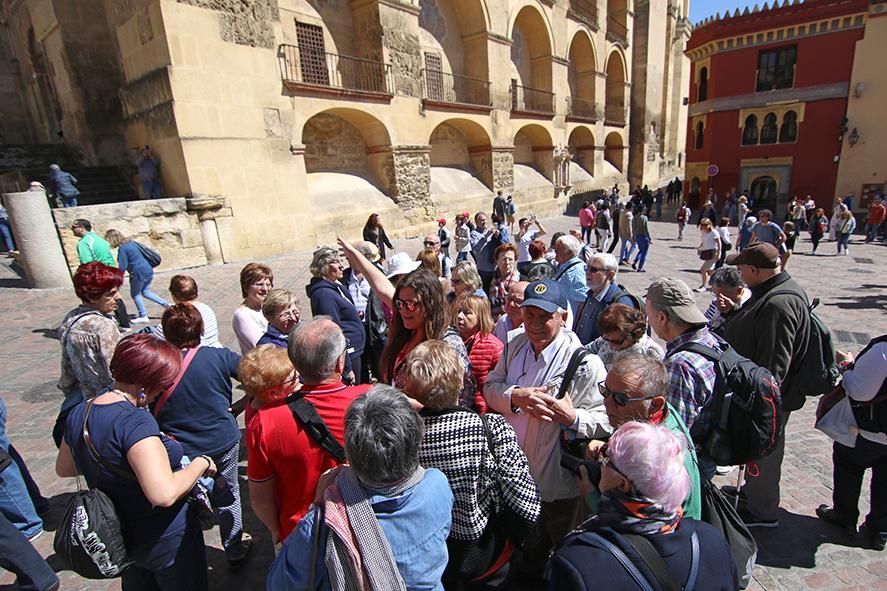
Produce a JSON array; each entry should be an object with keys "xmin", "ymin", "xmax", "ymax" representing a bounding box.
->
[{"xmin": 246, "ymin": 381, "xmax": 371, "ymax": 539}]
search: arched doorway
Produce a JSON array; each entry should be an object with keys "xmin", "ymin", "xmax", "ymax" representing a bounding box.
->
[
  {"xmin": 689, "ymin": 176, "xmax": 701, "ymax": 208},
  {"xmin": 604, "ymin": 131, "xmax": 624, "ymax": 173},
  {"xmin": 750, "ymin": 175, "xmax": 778, "ymax": 207},
  {"xmin": 513, "ymin": 124, "xmax": 554, "ymax": 193},
  {"xmin": 605, "ymin": 50, "xmax": 626, "ymax": 126},
  {"xmin": 567, "ymin": 32, "xmax": 597, "ymax": 120},
  {"xmin": 428, "ymin": 119, "xmax": 494, "ymax": 200},
  {"xmin": 568, "ymin": 126, "xmax": 595, "ymax": 183},
  {"xmin": 509, "ymin": 6, "xmax": 554, "ymax": 113}
]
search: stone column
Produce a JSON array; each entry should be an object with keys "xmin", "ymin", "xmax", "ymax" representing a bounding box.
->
[
  {"xmin": 491, "ymin": 148, "xmax": 515, "ymax": 195},
  {"xmin": 186, "ymin": 196, "xmax": 230, "ymax": 265},
  {"xmin": 3, "ymin": 191, "xmax": 72, "ymax": 288}
]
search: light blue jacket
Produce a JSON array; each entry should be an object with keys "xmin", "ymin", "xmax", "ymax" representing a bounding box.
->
[
  {"xmin": 267, "ymin": 467, "xmax": 453, "ymax": 591},
  {"xmin": 554, "ymin": 256, "xmax": 589, "ymax": 314}
]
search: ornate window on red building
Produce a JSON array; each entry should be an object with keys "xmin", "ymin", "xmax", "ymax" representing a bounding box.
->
[
  {"xmin": 760, "ymin": 113, "xmax": 778, "ymax": 144},
  {"xmin": 742, "ymin": 115, "xmax": 759, "ymax": 145},
  {"xmin": 756, "ymin": 45, "xmax": 797, "ymax": 91},
  {"xmin": 698, "ymin": 67, "xmax": 708, "ymax": 101},
  {"xmin": 695, "ymin": 121, "xmax": 705, "ymax": 149},
  {"xmin": 779, "ymin": 111, "xmax": 798, "ymax": 142}
]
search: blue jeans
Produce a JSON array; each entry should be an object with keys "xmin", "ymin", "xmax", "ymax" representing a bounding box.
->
[
  {"xmin": 0, "ymin": 510, "xmax": 58, "ymax": 591},
  {"xmin": 60, "ymin": 194, "xmax": 78, "ymax": 207},
  {"xmin": 634, "ymin": 236, "xmax": 650, "ymax": 270},
  {"xmin": 142, "ymin": 179, "xmax": 162, "ymax": 199},
  {"xmin": 0, "ymin": 399, "xmax": 45, "ymax": 539},
  {"xmin": 619, "ymin": 238, "xmax": 635, "ymax": 262},
  {"xmin": 837, "ymin": 233, "xmax": 850, "ymax": 253},
  {"xmin": 581, "ymin": 226, "xmax": 593, "ymax": 244},
  {"xmin": 865, "ymin": 223, "xmax": 879, "ymax": 241},
  {"xmin": 0, "ymin": 218, "xmax": 15, "ymax": 251},
  {"xmin": 130, "ymin": 273, "xmax": 169, "ymax": 318}
]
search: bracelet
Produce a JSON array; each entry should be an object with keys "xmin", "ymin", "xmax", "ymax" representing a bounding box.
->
[{"xmin": 198, "ymin": 455, "xmax": 212, "ymax": 474}]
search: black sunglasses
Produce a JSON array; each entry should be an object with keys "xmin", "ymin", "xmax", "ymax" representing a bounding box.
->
[{"xmin": 598, "ymin": 381, "xmax": 659, "ymax": 407}]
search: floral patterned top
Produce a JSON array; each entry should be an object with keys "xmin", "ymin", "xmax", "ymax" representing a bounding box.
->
[{"xmin": 58, "ymin": 305, "xmax": 120, "ymax": 397}]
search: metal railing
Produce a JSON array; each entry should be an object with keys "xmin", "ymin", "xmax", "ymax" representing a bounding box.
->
[
  {"xmin": 511, "ymin": 83, "xmax": 555, "ymax": 115},
  {"xmin": 604, "ymin": 104, "xmax": 626, "ymax": 126},
  {"xmin": 567, "ymin": 96, "xmax": 599, "ymax": 121},
  {"xmin": 278, "ymin": 44, "xmax": 392, "ymax": 95},
  {"xmin": 568, "ymin": 0, "xmax": 599, "ymax": 28},
  {"xmin": 422, "ymin": 70, "xmax": 491, "ymax": 107},
  {"xmin": 606, "ymin": 17, "xmax": 629, "ymax": 45}
]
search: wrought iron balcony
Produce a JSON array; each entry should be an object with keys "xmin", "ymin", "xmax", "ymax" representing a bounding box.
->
[
  {"xmin": 568, "ymin": 0, "xmax": 599, "ymax": 28},
  {"xmin": 278, "ymin": 44, "xmax": 393, "ymax": 95},
  {"xmin": 606, "ymin": 17, "xmax": 629, "ymax": 46},
  {"xmin": 422, "ymin": 70, "xmax": 492, "ymax": 108},
  {"xmin": 567, "ymin": 96, "xmax": 600, "ymax": 121},
  {"xmin": 511, "ymin": 83, "xmax": 555, "ymax": 115},
  {"xmin": 604, "ymin": 104, "xmax": 626, "ymax": 126}
]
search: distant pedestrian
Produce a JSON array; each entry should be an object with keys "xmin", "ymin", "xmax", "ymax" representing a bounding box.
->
[
  {"xmin": 715, "ymin": 217, "xmax": 732, "ymax": 269},
  {"xmin": 492, "ymin": 190, "xmax": 507, "ymax": 222},
  {"xmin": 865, "ymin": 196, "xmax": 885, "ymax": 242},
  {"xmin": 437, "ymin": 218, "xmax": 451, "ymax": 257},
  {"xmin": 676, "ymin": 202, "xmax": 691, "ymax": 241},
  {"xmin": 631, "ymin": 207, "xmax": 651, "ymax": 272},
  {"xmin": 0, "ymin": 197, "xmax": 15, "ymax": 253},
  {"xmin": 578, "ymin": 201, "xmax": 595, "ymax": 245},
  {"xmin": 809, "ymin": 208, "xmax": 829, "ymax": 254},
  {"xmin": 836, "ymin": 209, "xmax": 856, "ymax": 255},
  {"xmin": 138, "ymin": 146, "xmax": 162, "ymax": 199},
  {"xmin": 362, "ymin": 213, "xmax": 394, "ymax": 261},
  {"xmin": 505, "ymin": 194, "xmax": 517, "ymax": 234},
  {"xmin": 46, "ymin": 164, "xmax": 79, "ymax": 208},
  {"xmin": 105, "ymin": 229, "xmax": 170, "ymax": 323},
  {"xmin": 781, "ymin": 221, "xmax": 796, "ymax": 270},
  {"xmin": 655, "ymin": 188, "xmax": 664, "ymax": 219}
]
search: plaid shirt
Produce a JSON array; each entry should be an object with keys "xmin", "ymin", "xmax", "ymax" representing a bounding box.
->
[{"xmin": 664, "ymin": 327, "xmax": 719, "ymax": 441}]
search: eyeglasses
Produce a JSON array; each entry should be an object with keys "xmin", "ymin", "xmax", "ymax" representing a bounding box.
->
[
  {"xmin": 586, "ymin": 266, "xmax": 607, "ymax": 274},
  {"xmin": 251, "ymin": 281, "xmax": 272, "ymax": 289},
  {"xmin": 395, "ymin": 298, "xmax": 422, "ymax": 312},
  {"xmin": 423, "ymin": 241, "xmax": 439, "ymax": 247},
  {"xmin": 277, "ymin": 309, "xmax": 300, "ymax": 321},
  {"xmin": 598, "ymin": 381, "xmax": 659, "ymax": 407},
  {"xmin": 598, "ymin": 443, "xmax": 626, "ymax": 479},
  {"xmin": 601, "ymin": 333, "xmax": 628, "ymax": 347}
]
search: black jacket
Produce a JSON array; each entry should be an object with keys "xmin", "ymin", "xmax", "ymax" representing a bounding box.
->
[{"xmin": 306, "ymin": 277, "xmax": 366, "ymax": 355}]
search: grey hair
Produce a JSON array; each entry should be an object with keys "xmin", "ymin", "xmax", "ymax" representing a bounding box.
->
[
  {"xmin": 49, "ymin": 163, "xmax": 60, "ymax": 171},
  {"xmin": 556, "ymin": 234, "xmax": 582, "ymax": 257},
  {"xmin": 309, "ymin": 246, "xmax": 340, "ymax": 278},
  {"xmin": 262, "ymin": 288, "xmax": 300, "ymax": 320},
  {"xmin": 608, "ymin": 354, "xmax": 669, "ymax": 400},
  {"xmin": 590, "ymin": 253, "xmax": 618, "ymax": 273},
  {"xmin": 710, "ymin": 267, "xmax": 745, "ymax": 290},
  {"xmin": 287, "ymin": 317, "xmax": 346, "ymax": 381},
  {"xmin": 648, "ymin": 300, "xmax": 693, "ymax": 330},
  {"xmin": 344, "ymin": 385, "xmax": 424, "ymax": 485},
  {"xmin": 452, "ymin": 260, "xmax": 482, "ymax": 292}
]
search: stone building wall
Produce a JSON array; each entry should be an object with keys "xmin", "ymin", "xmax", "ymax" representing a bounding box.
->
[
  {"xmin": 52, "ymin": 198, "xmax": 207, "ymax": 272},
  {"xmin": 303, "ymin": 114, "xmax": 370, "ymax": 173}
]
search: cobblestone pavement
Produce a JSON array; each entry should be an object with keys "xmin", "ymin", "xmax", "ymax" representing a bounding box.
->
[{"xmin": 1, "ymin": 213, "xmax": 885, "ymax": 590}]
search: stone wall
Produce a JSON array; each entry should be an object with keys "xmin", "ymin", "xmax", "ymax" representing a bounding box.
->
[
  {"xmin": 388, "ymin": 146, "xmax": 430, "ymax": 209},
  {"xmin": 303, "ymin": 113, "xmax": 369, "ymax": 173},
  {"xmin": 177, "ymin": 0, "xmax": 278, "ymax": 48},
  {"xmin": 491, "ymin": 149, "xmax": 514, "ymax": 194},
  {"xmin": 52, "ymin": 198, "xmax": 207, "ymax": 272},
  {"xmin": 429, "ymin": 124, "xmax": 469, "ymax": 167}
]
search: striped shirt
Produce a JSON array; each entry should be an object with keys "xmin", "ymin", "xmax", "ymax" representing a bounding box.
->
[{"xmin": 664, "ymin": 327, "xmax": 719, "ymax": 441}]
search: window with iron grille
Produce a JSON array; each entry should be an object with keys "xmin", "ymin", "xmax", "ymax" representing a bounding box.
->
[
  {"xmin": 760, "ymin": 113, "xmax": 778, "ymax": 144},
  {"xmin": 424, "ymin": 52, "xmax": 444, "ymax": 101},
  {"xmin": 779, "ymin": 111, "xmax": 798, "ymax": 142},
  {"xmin": 756, "ymin": 45, "xmax": 796, "ymax": 92},
  {"xmin": 742, "ymin": 114, "xmax": 759, "ymax": 145},
  {"xmin": 296, "ymin": 22, "xmax": 329, "ymax": 86}
]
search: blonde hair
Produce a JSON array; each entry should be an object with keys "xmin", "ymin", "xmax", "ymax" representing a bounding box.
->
[
  {"xmin": 451, "ymin": 260, "xmax": 482, "ymax": 292},
  {"xmin": 237, "ymin": 345, "xmax": 295, "ymax": 402},
  {"xmin": 451, "ymin": 294, "xmax": 494, "ymax": 336},
  {"xmin": 262, "ymin": 288, "xmax": 300, "ymax": 320},
  {"xmin": 400, "ymin": 340, "xmax": 464, "ymax": 410},
  {"xmin": 104, "ymin": 229, "xmax": 128, "ymax": 247},
  {"xmin": 699, "ymin": 219, "xmax": 713, "ymax": 229}
]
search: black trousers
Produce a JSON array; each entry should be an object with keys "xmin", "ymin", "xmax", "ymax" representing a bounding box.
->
[
  {"xmin": 114, "ymin": 298, "xmax": 131, "ymax": 328},
  {"xmin": 832, "ymin": 435, "xmax": 887, "ymax": 532}
]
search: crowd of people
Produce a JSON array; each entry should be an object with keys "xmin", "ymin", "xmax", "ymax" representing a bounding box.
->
[{"xmin": 1, "ymin": 187, "xmax": 885, "ymax": 591}]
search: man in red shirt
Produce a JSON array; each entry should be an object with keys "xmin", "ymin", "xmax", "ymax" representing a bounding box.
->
[
  {"xmin": 247, "ymin": 317, "xmax": 371, "ymax": 544},
  {"xmin": 865, "ymin": 196, "xmax": 886, "ymax": 242}
]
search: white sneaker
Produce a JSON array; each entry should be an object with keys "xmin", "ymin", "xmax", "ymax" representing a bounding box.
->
[
  {"xmin": 132, "ymin": 316, "xmax": 150, "ymax": 324},
  {"xmin": 716, "ymin": 465, "xmax": 736, "ymax": 475}
]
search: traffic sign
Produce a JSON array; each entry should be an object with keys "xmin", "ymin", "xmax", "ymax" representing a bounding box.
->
[{"xmin": 707, "ymin": 164, "xmax": 719, "ymax": 177}]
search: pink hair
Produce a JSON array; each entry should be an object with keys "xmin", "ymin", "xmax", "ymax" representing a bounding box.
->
[{"xmin": 606, "ymin": 421, "xmax": 690, "ymax": 513}]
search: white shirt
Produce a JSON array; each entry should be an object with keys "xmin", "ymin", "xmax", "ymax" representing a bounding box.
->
[
  {"xmin": 717, "ymin": 226, "xmax": 732, "ymax": 246},
  {"xmin": 844, "ymin": 342, "xmax": 887, "ymax": 445},
  {"xmin": 516, "ymin": 230, "xmax": 538, "ymax": 263},
  {"xmin": 232, "ymin": 305, "xmax": 268, "ymax": 354}
]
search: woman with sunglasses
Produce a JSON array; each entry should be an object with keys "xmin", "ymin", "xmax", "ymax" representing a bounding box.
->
[
  {"xmin": 586, "ymin": 303, "xmax": 663, "ymax": 370},
  {"xmin": 549, "ymin": 422, "xmax": 738, "ymax": 591},
  {"xmin": 338, "ymin": 236, "xmax": 478, "ymax": 409},
  {"xmin": 232, "ymin": 262, "xmax": 273, "ymax": 354}
]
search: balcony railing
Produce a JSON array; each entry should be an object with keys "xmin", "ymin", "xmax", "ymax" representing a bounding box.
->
[
  {"xmin": 511, "ymin": 82, "xmax": 555, "ymax": 115},
  {"xmin": 604, "ymin": 104, "xmax": 626, "ymax": 126},
  {"xmin": 568, "ymin": 0, "xmax": 599, "ymax": 28},
  {"xmin": 567, "ymin": 96, "xmax": 599, "ymax": 121},
  {"xmin": 422, "ymin": 70, "xmax": 492, "ymax": 108},
  {"xmin": 278, "ymin": 44, "xmax": 392, "ymax": 95},
  {"xmin": 606, "ymin": 17, "xmax": 629, "ymax": 46}
]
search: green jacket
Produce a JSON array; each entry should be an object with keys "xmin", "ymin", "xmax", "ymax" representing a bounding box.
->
[{"xmin": 77, "ymin": 231, "xmax": 116, "ymax": 267}]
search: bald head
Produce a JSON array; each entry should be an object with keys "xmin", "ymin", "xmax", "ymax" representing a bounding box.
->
[
  {"xmin": 288, "ymin": 317, "xmax": 346, "ymax": 383},
  {"xmin": 505, "ymin": 280, "xmax": 529, "ymax": 325}
]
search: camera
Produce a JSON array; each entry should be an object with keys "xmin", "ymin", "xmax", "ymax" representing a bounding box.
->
[{"xmin": 560, "ymin": 454, "xmax": 602, "ymax": 488}]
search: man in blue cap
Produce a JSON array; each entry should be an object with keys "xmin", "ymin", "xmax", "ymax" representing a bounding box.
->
[{"xmin": 485, "ymin": 279, "xmax": 610, "ymax": 582}]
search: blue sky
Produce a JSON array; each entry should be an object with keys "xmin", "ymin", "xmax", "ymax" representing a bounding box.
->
[{"xmin": 689, "ymin": 1, "xmax": 760, "ymax": 24}]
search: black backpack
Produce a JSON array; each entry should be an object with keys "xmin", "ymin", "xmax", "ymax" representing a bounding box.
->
[
  {"xmin": 778, "ymin": 296, "xmax": 840, "ymax": 403},
  {"xmin": 670, "ymin": 339, "xmax": 783, "ymax": 466},
  {"xmin": 610, "ymin": 284, "xmax": 645, "ymax": 314}
]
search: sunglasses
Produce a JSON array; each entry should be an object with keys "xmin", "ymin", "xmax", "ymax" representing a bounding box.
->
[
  {"xmin": 586, "ymin": 266, "xmax": 607, "ymax": 274},
  {"xmin": 423, "ymin": 241, "xmax": 439, "ymax": 246},
  {"xmin": 598, "ymin": 381, "xmax": 659, "ymax": 407},
  {"xmin": 395, "ymin": 298, "xmax": 422, "ymax": 312},
  {"xmin": 601, "ymin": 333, "xmax": 628, "ymax": 346}
]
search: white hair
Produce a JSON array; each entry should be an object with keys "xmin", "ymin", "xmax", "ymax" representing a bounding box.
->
[
  {"xmin": 556, "ymin": 234, "xmax": 582, "ymax": 257},
  {"xmin": 590, "ymin": 253, "xmax": 618, "ymax": 273}
]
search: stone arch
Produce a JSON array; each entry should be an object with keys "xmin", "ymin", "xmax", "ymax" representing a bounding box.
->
[
  {"xmin": 568, "ymin": 31, "xmax": 598, "ymax": 119},
  {"xmin": 604, "ymin": 131, "xmax": 624, "ymax": 173},
  {"xmin": 428, "ymin": 119, "xmax": 494, "ymax": 196},
  {"xmin": 418, "ymin": 0, "xmax": 490, "ymax": 84},
  {"xmin": 568, "ymin": 126, "xmax": 595, "ymax": 177},
  {"xmin": 607, "ymin": 0, "xmax": 629, "ymax": 41},
  {"xmin": 605, "ymin": 49, "xmax": 627, "ymax": 124},
  {"xmin": 698, "ymin": 66, "xmax": 708, "ymax": 101},
  {"xmin": 509, "ymin": 4, "xmax": 554, "ymax": 107},
  {"xmin": 514, "ymin": 124, "xmax": 555, "ymax": 186}
]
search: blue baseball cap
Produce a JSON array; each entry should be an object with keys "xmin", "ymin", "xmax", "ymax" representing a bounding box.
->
[{"xmin": 521, "ymin": 279, "xmax": 567, "ymax": 314}]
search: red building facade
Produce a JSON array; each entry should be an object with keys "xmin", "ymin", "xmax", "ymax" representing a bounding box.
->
[{"xmin": 683, "ymin": 0, "xmax": 869, "ymax": 211}]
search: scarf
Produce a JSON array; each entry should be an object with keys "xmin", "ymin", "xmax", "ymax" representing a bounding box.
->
[
  {"xmin": 324, "ymin": 466, "xmax": 425, "ymax": 591},
  {"xmin": 581, "ymin": 488, "xmax": 682, "ymax": 537}
]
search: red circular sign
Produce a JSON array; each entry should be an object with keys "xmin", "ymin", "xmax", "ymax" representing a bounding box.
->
[{"xmin": 707, "ymin": 165, "xmax": 720, "ymax": 176}]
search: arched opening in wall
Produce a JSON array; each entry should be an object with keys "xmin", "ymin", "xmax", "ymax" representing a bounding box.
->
[
  {"xmin": 509, "ymin": 6, "xmax": 554, "ymax": 113},
  {"xmin": 27, "ymin": 27, "xmax": 62, "ymax": 142},
  {"xmin": 742, "ymin": 114, "xmax": 759, "ymax": 145},
  {"xmin": 513, "ymin": 124, "xmax": 554, "ymax": 190},
  {"xmin": 567, "ymin": 32, "xmax": 598, "ymax": 120},
  {"xmin": 418, "ymin": 0, "xmax": 490, "ymax": 106},
  {"xmin": 750, "ymin": 175, "xmax": 778, "ymax": 207},
  {"xmin": 603, "ymin": 131, "xmax": 624, "ymax": 173},
  {"xmin": 568, "ymin": 126, "xmax": 595, "ymax": 183},
  {"xmin": 301, "ymin": 109, "xmax": 393, "ymax": 210},
  {"xmin": 606, "ymin": 0, "xmax": 629, "ymax": 45},
  {"xmin": 688, "ymin": 176, "xmax": 701, "ymax": 208},
  {"xmin": 604, "ymin": 51, "xmax": 626, "ymax": 126},
  {"xmin": 760, "ymin": 112, "xmax": 778, "ymax": 144},
  {"xmin": 694, "ymin": 121, "xmax": 704, "ymax": 149},
  {"xmin": 779, "ymin": 111, "xmax": 797, "ymax": 143},
  {"xmin": 428, "ymin": 119, "xmax": 494, "ymax": 200},
  {"xmin": 698, "ymin": 67, "xmax": 708, "ymax": 101}
]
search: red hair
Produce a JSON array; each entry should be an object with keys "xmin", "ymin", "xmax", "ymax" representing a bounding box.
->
[
  {"xmin": 161, "ymin": 304, "xmax": 204, "ymax": 348},
  {"xmin": 73, "ymin": 262, "xmax": 124, "ymax": 303},
  {"xmin": 110, "ymin": 334, "xmax": 182, "ymax": 388},
  {"xmin": 528, "ymin": 239, "xmax": 547, "ymax": 260}
]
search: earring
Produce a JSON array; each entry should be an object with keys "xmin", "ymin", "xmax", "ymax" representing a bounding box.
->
[{"xmin": 137, "ymin": 389, "xmax": 147, "ymax": 408}]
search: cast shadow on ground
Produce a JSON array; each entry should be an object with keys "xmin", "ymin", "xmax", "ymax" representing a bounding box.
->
[
  {"xmin": 0, "ymin": 277, "xmax": 27, "ymax": 288},
  {"xmin": 752, "ymin": 509, "xmax": 868, "ymax": 569},
  {"xmin": 31, "ymin": 328, "xmax": 59, "ymax": 340},
  {"xmin": 824, "ymin": 295, "xmax": 887, "ymax": 312}
]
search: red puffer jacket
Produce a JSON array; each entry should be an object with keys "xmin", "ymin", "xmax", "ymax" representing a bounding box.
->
[{"xmin": 464, "ymin": 331, "xmax": 504, "ymax": 413}]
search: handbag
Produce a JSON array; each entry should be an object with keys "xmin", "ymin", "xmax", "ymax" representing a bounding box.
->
[
  {"xmin": 53, "ymin": 399, "xmax": 132, "ymax": 579},
  {"xmin": 700, "ymin": 479, "xmax": 757, "ymax": 589},
  {"xmin": 133, "ymin": 241, "xmax": 161, "ymax": 268},
  {"xmin": 815, "ymin": 394, "xmax": 858, "ymax": 448},
  {"xmin": 698, "ymin": 249, "xmax": 715, "ymax": 261}
]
